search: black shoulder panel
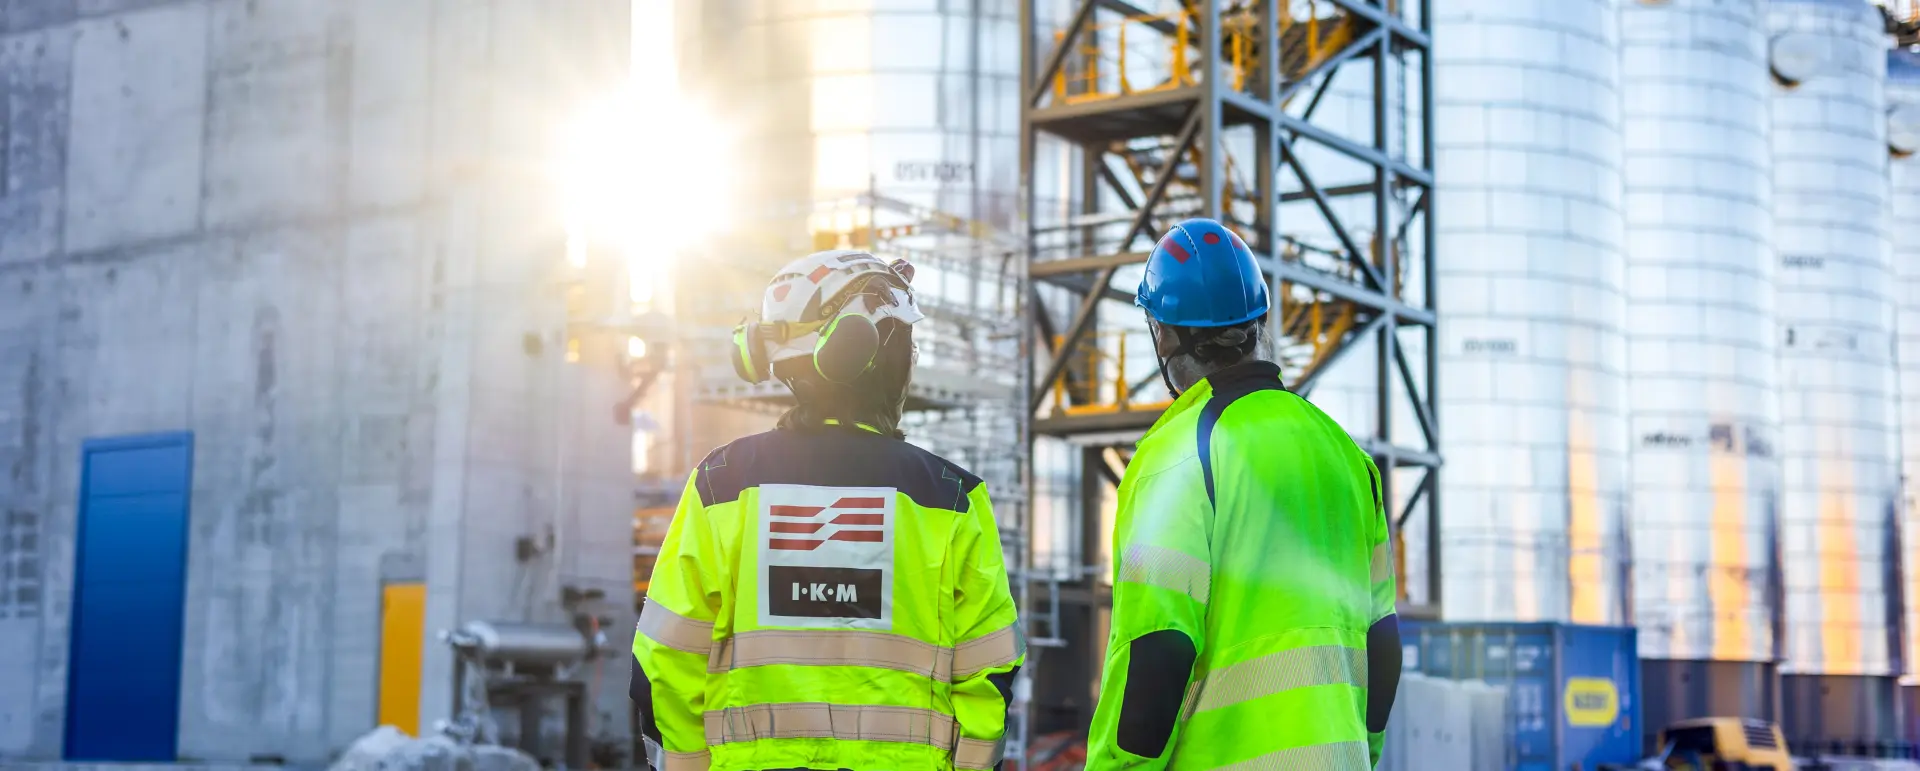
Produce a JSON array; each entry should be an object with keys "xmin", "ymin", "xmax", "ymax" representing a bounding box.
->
[
  {"xmin": 694, "ymin": 429, "xmax": 982, "ymax": 512},
  {"xmin": 1197, "ymin": 361, "xmax": 1286, "ymax": 508}
]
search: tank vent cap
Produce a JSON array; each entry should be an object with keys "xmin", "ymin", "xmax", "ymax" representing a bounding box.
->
[
  {"xmin": 1891, "ymin": 103, "xmax": 1920, "ymax": 157},
  {"xmin": 1770, "ymin": 33, "xmax": 1827, "ymax": 86}
]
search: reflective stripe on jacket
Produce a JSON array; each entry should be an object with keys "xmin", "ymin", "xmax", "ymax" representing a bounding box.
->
[
  {"xmin": 1087, "ymin": 361, "xmax": 1395, "ymax": 770},
  {"xmin": 631, "ymin": 426, "xmax": 1025, "ymax": 771}
]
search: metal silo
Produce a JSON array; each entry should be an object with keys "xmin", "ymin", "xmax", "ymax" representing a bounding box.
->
[
  {"xmin": 674, "ymin": 0, "xmax": 1018, "ymax": 221},
  {"xmin": 1619, "ymin": 0, "xmax": 1784, "ymax": 727},
  {"xmin": 1768, "ymin": 0, "xmax": 1899, "ymax": 745},
  {"xmin": 1888, "ymin": 46, "xmax": 1920, "ymax": 733},
  {"xmin": 1433, "ymin": 0, "xmax": 1632, "ymax": 624}
]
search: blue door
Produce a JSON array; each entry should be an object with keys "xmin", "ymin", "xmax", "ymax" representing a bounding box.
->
[{"xmin": 64, "ymin": 432, "xmax": 193, "ymax": 761}]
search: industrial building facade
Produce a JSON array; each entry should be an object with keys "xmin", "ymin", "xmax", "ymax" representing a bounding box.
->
[
  {"xmin": 0, "ymin": 0, "xmax": 638, "ymax": 764},
  {"xmin": 3, "ymin": 0, "xmax": 1920, "ymax": 767}
]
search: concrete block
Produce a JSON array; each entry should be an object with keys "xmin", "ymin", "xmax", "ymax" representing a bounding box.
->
[
  {"xmin": 3, "ymin": 26, "xmax": 75, "ymax": 193},
  {"xmin": 0, "ymin": 618, "xmax": 38, "ymax": 754},
  {"xmin": 0, "ymin": 191, "xmax": 60, "ymax": 265},
  {"xmin": 74, "ymin": 0, "xmax": 186, "ymax": 17},
  {"xmin": 28, "ymin": 498, "xmax": 73, "ymax": 756},
  {"xmin": 63, "ymin": 2, "xmax": 207, "ymax": 253},
  {"xmin": 345, "ymin": 0, "xmax": 429, "ymax": 209},
  {"xmin": 0, "ymin": 274, "xmax": 45, "ymax": 335},
  {"xmin": 200, "ymin": 0, "xmax": 347, "ymax": 229},
  {"xmin": 2, "ymin": 1, "xmax": 76, "ymax": 35},
  {"xmin": 179, "ymin": 563, "xmax": 333, "ymax": 758}
]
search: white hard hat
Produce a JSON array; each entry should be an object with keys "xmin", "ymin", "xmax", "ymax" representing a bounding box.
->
[{"xmin": 731, "ymin": 250, "xmax": 924, "ymax": 384}]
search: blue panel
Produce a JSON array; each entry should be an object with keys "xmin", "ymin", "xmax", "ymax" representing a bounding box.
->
[
  {"xmin": 1402, "ymin": 622, "xmax": 1642, "ymax": 771},
  {"xmin": 65, "ymin": 432, "xmax": 192, "ymax": 762},
  {"xmin": 1559, "ymin": 625, "xmax": 1643, "ymax": 766}
]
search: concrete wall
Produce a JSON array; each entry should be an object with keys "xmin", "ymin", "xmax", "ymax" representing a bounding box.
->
[{"xmin": 0, "ymin": 0, "xmax": 635, "ymax": 763}]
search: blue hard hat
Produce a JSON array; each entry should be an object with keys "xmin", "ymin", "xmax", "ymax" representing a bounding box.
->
[{"xmin": 1136, "ymin": 218, "xmax": 1269, "ymax": 327}]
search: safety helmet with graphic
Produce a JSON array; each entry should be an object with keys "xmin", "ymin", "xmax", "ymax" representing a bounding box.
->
[{"xmin": 731, "ymin": 250, "xmax": 925, "ymax": 385}]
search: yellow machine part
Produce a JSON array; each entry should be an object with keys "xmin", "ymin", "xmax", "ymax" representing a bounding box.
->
[{"xmin": 377, "ymin": 583, "xmax": 427, "ymax": 736}]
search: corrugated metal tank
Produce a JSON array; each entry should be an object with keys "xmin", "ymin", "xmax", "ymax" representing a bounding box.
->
[
  {"xmin": 1432, "ymin": 0, "xmax": 1631, "ymax": 624},
  {"xmin": 1767, "ymin": 0, "xmax": 1900, "ymax": 745},
  {"xmin": 1618, "ymin": 0, "xmax": 1784, "ymax": 724},
  {"xmin": 675, "ymin": 0, "xmax": 1017, "ymax": 228},
  {"xmin": 1889, "ymin": 47, "xmax": 1920, "ymax": 737}
]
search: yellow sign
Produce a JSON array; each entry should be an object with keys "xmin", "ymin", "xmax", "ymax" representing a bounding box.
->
[{"xmin": 1564, "ymin": 678, "xmax": 1620, "ymax": 727}]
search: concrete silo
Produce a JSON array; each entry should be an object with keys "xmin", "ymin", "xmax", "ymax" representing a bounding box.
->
[{"xmin": 1767, "ymin": 0, "xmax": 1900, "ymax": 745}]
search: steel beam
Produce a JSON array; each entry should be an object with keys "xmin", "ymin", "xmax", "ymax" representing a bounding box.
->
[
  {"xmin": 1321, "ymin": 0, "xmax": 1431, "ymax": 48},
  {"xmin": 1033, "ymin": 409, "xmax": 1158, "ymax": 437},
  {"xmin": 1397, "ymin": 469, "xmax": 1432, "ymax": 531},
  {"xmin": 1098, "ymin": 0, "xmax": 1177, "ymax": 33},
  {"xmin": 1031, "ymin": 251, "xmax": 1153, "ymax": 277},
  {"xmin": 1282, "ymin": 27, "xmax": 1386, "ymax": 106},
  {"xmin": 1394, "ymin": 336, "xmax": 1437, "ymax": 449},
  {"xmin": 1354, "ymin": 440, "xmax": 1442, "ymax": 469},
  {"xmin": 1276, "ymin": 112, "xmax": 1434, "ymax": 188},
  {"xmin": 1270, "ymin": 261, "xmax": 1436, "ymax": 326},
  {"xmin": 1279, "ymin": 130, "xmax": 1388, "ymax": 292}
]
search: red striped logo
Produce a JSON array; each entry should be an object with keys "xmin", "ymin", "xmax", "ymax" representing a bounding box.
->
[{"xmin": 768, "ymin": 496, "xmax": 888, "ymax": 551}]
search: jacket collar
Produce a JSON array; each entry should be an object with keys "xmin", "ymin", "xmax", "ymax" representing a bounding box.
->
[{"xmin": 1139, "ymin": 361, "xmax": 1285, "ymax": 443}]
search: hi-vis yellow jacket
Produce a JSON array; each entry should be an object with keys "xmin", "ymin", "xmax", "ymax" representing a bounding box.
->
[
  {"xmin": 632, "ymin": 424, "xmax": 1025, "ymax": 771},
  {"xmin": 1086, "ymin": 361, "xmax": 1397, "ymax": 769}
]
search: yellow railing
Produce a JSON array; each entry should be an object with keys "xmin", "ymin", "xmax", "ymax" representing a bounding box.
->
[
  {"xmin": 1050, "ymin": 2, "xmax": 1358, "ymax": 105},
  {"xmin": 1053, "ymin": 10, "xmax": 1196, "ymax": 105},
  {"xmin": 1049, "ymin": 330, "xmax": 1172, "ymax": 415},
  {"xmin": 1279, "ymin": 292, "xmax": 1357, "ymax": 375}
]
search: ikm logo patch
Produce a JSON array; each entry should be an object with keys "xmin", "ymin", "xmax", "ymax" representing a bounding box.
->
[{"xmin": 757, "ymin": 484, "xmax": 895, "ymax": 629}]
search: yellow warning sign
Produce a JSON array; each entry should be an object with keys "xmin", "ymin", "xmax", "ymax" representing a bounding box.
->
[{"xmin": 1563, "ymin": 677, "xmax": 1620, "ymax": 727}]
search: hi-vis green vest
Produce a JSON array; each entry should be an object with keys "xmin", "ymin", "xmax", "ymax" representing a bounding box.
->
[
  {"xmin": 632, "ymin": 424, "xmax": 1025, "ymax": 771},
  {"xmin": 1087, "ymin": 361, "xmax": 1396, "ymax": 769}
]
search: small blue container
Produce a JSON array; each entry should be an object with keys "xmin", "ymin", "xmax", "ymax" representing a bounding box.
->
[{"xmin": 1401, "ymin": 622, "xmax": 1643, "ymax": 771}]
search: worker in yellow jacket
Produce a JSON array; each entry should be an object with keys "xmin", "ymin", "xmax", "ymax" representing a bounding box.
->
[
  {"xmin": 631, "ymin": 250, "xmax": 1025, "ymax": 771},
  {"xmin": 1087, "ymin": 219, "xmax": 1402, "ymax": 769}
]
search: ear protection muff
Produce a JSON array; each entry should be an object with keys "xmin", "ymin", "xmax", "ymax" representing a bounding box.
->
[
  {"xmin": 731, "ymin": 322, "xmax": 775, "ymax": 384},
  {"xmin": 812, "ymin": 313, "xmax": 879, "ymax": 384},
  {"xmin": 730, "ymin": 314, "xmax": 880, "ymax": 385}
]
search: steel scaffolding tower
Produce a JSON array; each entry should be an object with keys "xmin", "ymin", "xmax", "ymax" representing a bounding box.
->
[{"xmin": 1017, "ymin": 0, "xmax": 1440, "ymax": 741}]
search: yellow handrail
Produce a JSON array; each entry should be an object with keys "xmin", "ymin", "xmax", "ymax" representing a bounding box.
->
[
  {"xmin": 1051, "ymin": 10, "xmax": 1199, "ymax": 105},
  {"xmin": 1047, "ymin": 4, "xmax": 1359, "ymax": 106}
]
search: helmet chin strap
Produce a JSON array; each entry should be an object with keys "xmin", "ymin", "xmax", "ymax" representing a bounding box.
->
[{"xmin": 1150, "ymin": 320, "xmax": 1204, "ymax": 398}]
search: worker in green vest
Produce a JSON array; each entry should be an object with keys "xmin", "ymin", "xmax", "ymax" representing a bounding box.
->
[
  {"xmin": 1086, "ymin": 218, "xmax": 1402, "ymax": 769},
  {"xmin": 630, "ymin": 251, "xmax": 1024, "ymax": 771}
]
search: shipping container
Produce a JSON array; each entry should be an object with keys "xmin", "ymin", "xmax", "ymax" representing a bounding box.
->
[{"xmin": 1402, "ymin": 622, "xmax": 1643, "ymax": 771}]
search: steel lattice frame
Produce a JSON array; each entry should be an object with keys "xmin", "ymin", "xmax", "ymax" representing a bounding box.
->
[{"xmin": 1015, "ymin": 0, "xmax": 1440, "ymax": 737}]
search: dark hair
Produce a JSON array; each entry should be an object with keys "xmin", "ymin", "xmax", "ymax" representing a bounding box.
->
[
  {"xmin": 1172, "ymin": 318, "xmax": 1262, "ymax": 366},
  {"xmin": 775, "ymin": 319, "xmax": 914, "ymax": 438}
]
